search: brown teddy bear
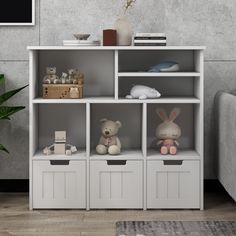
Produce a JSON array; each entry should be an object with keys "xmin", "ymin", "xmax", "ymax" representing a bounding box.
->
[{"xmin": 96, "ymin": 118, "xmax": 122, "ymax": 155}]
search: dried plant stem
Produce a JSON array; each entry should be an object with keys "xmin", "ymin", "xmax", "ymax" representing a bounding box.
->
[{"xmin": 124, "ymin": 0, "xmax": 136, "ymax": 14}]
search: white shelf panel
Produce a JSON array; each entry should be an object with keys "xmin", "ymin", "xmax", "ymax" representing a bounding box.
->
[
  {"xmin": 147, "ymin": 149, "xmax": 200, "ymax": 160},
  {"xmin": 33, "ymin": 97, "xmax": 200, "ymax": 104},
  {"xmin": 118, "ymin": 72, "xmax": 201, "ymax": 77},
  {"xmin": 27, "ymin": 46, "xmax": 206, "ymax": 51},
  {"xmin": 33, "ymin": 150, "xmax": 87, "ymax": 160},
  {"xmin": 90, "ymin": 150, "xmax": 144, "ymax": 160},
  {"xmin": 32, "ymin": 97, "xmax": 115, "ymax": 104},
  {"xmin": 119, "ymin": 97, "xmax": 200, "ymax": 104}
]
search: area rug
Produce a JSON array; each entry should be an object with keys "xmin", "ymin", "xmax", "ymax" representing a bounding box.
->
[{"xmin": 116, "ymin": 221, "xmax": 236, "ymax": 236}]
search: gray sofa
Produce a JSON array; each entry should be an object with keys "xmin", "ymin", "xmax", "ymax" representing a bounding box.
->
[{"xmin": 216, "ymin": 91, "xmax": 236, "ymax": 201}]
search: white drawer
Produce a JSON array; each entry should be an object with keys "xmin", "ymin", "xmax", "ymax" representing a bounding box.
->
[
  {"xmin": 147, "ymin": 160, "xmax": 200, "ymax": 209},
  {"xmin": 90, "ymin": 160, "xmax": 143, "ymax": 209},
  {"xmin": 33, "ymin": 160, "xmax": 86, "ymax": 209}
]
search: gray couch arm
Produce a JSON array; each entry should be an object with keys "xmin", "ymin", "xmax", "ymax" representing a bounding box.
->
[{"xmin": 216, "ymin": 91, "xmax": 236, "ymax": 201}]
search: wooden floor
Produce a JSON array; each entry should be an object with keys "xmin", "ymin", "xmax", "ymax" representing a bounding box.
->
[{"xmin": 0, "ymin": 191, "xmax": 235, "ymax": 236}]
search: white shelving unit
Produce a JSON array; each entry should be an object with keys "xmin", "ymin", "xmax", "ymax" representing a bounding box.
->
[{"xmin": 28, "ymin": 46, "xmax": 205, "ymax": 210}]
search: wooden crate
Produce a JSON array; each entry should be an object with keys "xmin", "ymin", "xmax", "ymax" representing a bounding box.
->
[{"xmin": 43, "ymin": 84, "xmax": 83, "ymax": 99}]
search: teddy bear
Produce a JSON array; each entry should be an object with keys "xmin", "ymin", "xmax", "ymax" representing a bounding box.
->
[
  {"xmin": 67, "ymin": 69, "xmax": 78, "ymax": 84},
  {"xmin": 96, "ymin": 118, "xmax": 122, "ymax": 155},
  {"xmin": 60, "ymin": 72, "xmax": 68, "ymax": 84},
  {"xmin": 43, "ymin": 67, "xmax": 59, "ymax": 84},
  {"xmin": 74, "ymin": 72, "xmax": 84, "ymax": 85}
]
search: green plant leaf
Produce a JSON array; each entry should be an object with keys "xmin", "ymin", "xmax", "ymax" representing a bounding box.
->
[
  {"xmin": 0, "ymin": 84, "xmax": 28, "ymax": 105},
  {"xmin": 0, "ymin": 144, "xmax": 9, "ymax": 154},
  {"xmin": 0, "ymin": 74, "xmax": 4, "ymax": 85},
  {"xmin": 0, "ymin": 106, "xmax": 25, "ymax": 120},
  {"xmin": 2, "ymin": 117, "xmax": 10, "ymax": 120}
]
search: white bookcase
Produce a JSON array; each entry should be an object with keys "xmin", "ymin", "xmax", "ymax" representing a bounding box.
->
[{"xmin": 28, "ymin": 46, "xmax": 205, "ymax": 210}]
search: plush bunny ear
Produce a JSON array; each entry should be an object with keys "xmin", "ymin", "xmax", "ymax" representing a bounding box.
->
[
  {"xmin": 156, "ymin": 108, "xmax": 168, "ymax": 122},
  {"xmin": 100, "ymin": 118, "xmax": 107, "ymax": 123},
  {"xmin": 115, "ymin": 121, "xmax": 122, "ymax": 128},
  {"xmin": 169, "ymin": 108, "xmax": 181, "ymax": 122}
]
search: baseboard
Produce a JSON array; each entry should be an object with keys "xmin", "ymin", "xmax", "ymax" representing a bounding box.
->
[
  {"xmin": 0, "ymin": 179, "xmax": 225, "ymax": 193},
  {"xmin": 0, "ymin": 179, "xmax": 29, "ymax": 192}
]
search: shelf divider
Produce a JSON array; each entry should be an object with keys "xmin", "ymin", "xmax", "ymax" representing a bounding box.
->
[
  {"xmin": 115, "ymin": 50, "xmax": 119, "ymax": 99},
  {"xmin": 86, "ymin": 102, "xmax": 90, "ymax": 210}
]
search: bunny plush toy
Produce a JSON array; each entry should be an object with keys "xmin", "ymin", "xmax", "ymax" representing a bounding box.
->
[{"xmin": 156, "ymin": 108, "xmax": 181, "ymax": 155}]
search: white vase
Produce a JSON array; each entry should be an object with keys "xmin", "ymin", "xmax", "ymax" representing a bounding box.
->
[{"xmin": 114, "ymin": 16, "xmax": 132, "ymax": 46}]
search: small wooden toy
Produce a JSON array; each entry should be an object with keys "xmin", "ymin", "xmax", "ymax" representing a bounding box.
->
[{"xmin": 43, "ymin": 131, "xmax": 77, "ymax": 156}]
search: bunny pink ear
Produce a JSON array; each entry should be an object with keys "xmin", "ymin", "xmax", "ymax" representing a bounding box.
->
[
  {"xmin": 156, "ymin": 108, "xmax": 168, "ymax": 122},
  {"xmin": 169, "ymin": 108, "xmax": 181, "ymax": 122}
]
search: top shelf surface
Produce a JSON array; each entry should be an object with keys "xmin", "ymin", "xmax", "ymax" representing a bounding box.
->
[{"xmin": 27, "ymin": 46, "xmax": 206, "ymax": 51}]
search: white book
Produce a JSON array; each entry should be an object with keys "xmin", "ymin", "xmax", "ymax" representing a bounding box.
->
[
  {"xmin": 63, "ymin": 44, "xmax": 100, "ymax": 46},
  {"xmin": 134, "ymin": 40, "xmax": 167, "ymax": 43},
  {"xmin": 134, "ymin": 33, "xmax": 166, "ymax": 37},
  {"xmin": 63, "ymin": 40, "xmax": 100, "ymax": 45}
]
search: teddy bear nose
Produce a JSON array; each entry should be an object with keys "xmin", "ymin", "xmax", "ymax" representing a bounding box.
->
[{"xmin": 105, "ymin": 131, "xmax": 109, "ymax": 135}]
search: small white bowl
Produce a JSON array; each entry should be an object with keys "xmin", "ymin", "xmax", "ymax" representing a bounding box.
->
[{"xmin": 73, "ymin": 34, "xmax": 90, "ymax": 40}]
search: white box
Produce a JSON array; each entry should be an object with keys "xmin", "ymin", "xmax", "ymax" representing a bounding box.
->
[
  {"xmin": 33, "ymin": 160, "xmax": 86, "ymax": 209},
  {"xmin": 90, "ymin": 160, "xmax": 143, "ymax": 209},
  {"xmin": 147, "ymin": 160, "xmax": 200, "ymax": 209}
]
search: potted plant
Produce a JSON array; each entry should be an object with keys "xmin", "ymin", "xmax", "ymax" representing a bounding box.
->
[
  {"xmin": 114, "ymin": 0, "xmax": 136, "ymax": 46},
  {"xmin": 0, "ymin": 74, "xmax": 28, "ymax": 154}
]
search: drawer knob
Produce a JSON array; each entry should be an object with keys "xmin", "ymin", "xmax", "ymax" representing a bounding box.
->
[
  {"xmin": 163, "ymin": 160, "xmax": 183, "ymax": 165},
  {"xmin": 50, "ymin": 160, "xmax": 70, "ymax": 165},
  {"xmin": 107, "ymin": 160, "xmax": 127, "ymax": 165}
]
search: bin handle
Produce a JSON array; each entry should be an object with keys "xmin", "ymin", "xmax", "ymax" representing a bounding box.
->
[
  {"xmin": 107, "ymin": 160, "xmax": 127, "ymax": 165},
  {"xmin": 163, "ymin": 160, "xmax": 183, "ymax": 165},
  {"xmin": 50, "ymin": 160, "xmax": 70, "ymax": 165}
]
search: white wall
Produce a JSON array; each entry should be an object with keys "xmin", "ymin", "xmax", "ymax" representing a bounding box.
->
[{"xmin": 0, "ymin": 0, "xmax": 236, "ymax": 179}]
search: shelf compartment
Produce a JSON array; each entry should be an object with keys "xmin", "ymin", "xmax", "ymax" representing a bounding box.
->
[
  {"xmin": 90, "ymin": 149, "xmax": 143, "ymax": 160},
  {"xmin": 90, "ymin": 160, "xmax": 143, "ymax": 209},
  {"xmin": 90, "ymin": 104, "xmax": 143, "ymax": 154},
  {"xmin": 118, "ymin": 72, "xmax": 201, "ymax": 77},
  {"xmin": 119, "ymin": 77, "xmax": 197, "ymax": 99},
  {"xmin": 35, "ymin": 50, "xmax": 114, "ymax": 98},
  {"xmin": 118, "ymin": 50, "xmax": 200, "ymax": 73},
  {"xmin": 35, "ymin": 104, "xmax": 86, "ymax": 154},
  {"xmin": 147, "ymin": 104, "xmax": 196, "ymax": 153}
]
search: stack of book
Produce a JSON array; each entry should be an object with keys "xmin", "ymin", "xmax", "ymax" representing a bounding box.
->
[
  {"xmin": 63, "ymin": 40, "xmax": 101, "ymax": 46},
  {"xmin": 133, "ymin": 33, "xmax": 167, "ymax": 46}
]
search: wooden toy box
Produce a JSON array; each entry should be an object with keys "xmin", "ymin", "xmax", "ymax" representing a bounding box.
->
[{"xmin": 43, "ymin": 84, "xmax": 83, "ymax": 99}]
